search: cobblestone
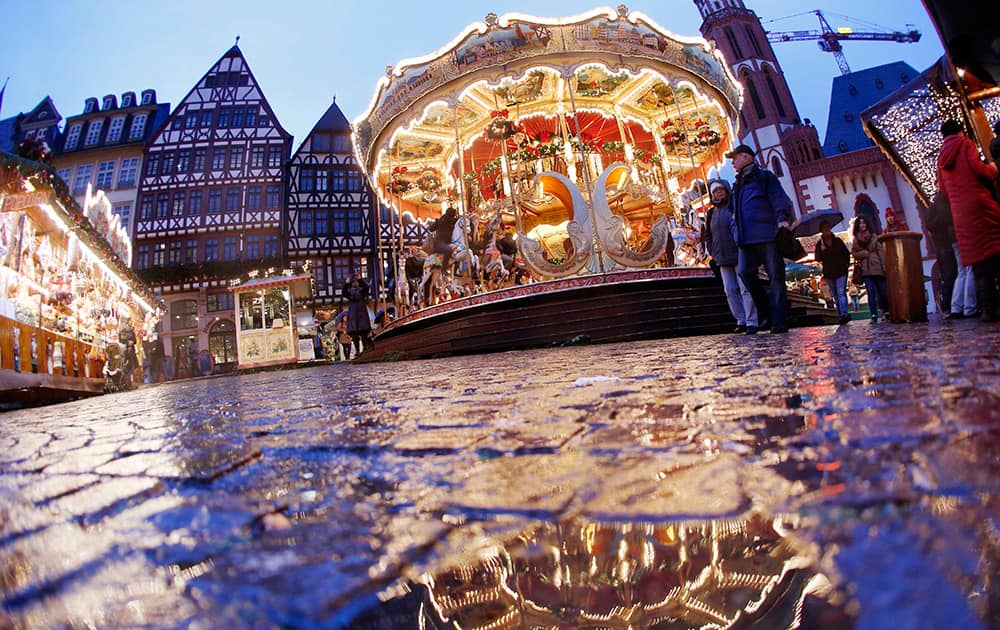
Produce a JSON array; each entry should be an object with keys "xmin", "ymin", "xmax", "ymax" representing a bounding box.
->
[{"xmin": 2, "ymin": 319, "xmax": 999, "ymax": 628}]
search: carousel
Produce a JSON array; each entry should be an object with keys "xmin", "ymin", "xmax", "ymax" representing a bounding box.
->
[{"xmin": 353, "ymin": 7, "xmax": 747, "ymax": 361}]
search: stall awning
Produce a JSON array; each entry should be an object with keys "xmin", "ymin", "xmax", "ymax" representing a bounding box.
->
[
  {"xmin": 229, "ymin": 274, "xmax": 312, "ymax": 299},
  {"xmin": 861, "ymin": 58, "xmax": 1000, "ymax": 207}
]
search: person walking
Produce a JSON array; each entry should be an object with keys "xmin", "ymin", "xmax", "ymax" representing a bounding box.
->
[
  {"xmin": 851, "ymin": 216, "xmax": 890, "ymax": 322},
  {"xmin": 342, "ymin": 272, "xmax": 373, "ymax": 355},
  {"xmin": 703, "ymin": 179, "xmax": 758, "ymax": 334},
  {"xmin": 920, "ymin": 191, "xmax": 958, "ymax": 316},
  {"xmin": 728, "ymin": 144, "xmax": 794, "ymax": 333},
  {"xmin": 936, "ymin": 119, "xmax": 1000, "ymax": 322},
  {"xmin": 814, "ymin": 220, "xmax": 852, "ymax": 324}
]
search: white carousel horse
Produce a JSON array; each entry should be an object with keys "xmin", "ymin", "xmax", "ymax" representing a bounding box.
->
[{"xmin": 419, "ymin": 213, "xmax": 479, "ymax": 306}]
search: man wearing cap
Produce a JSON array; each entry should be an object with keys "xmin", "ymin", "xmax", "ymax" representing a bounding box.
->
[{"xmin": 727, "ymin": 143, "xmax": 794, "ymax": 333}]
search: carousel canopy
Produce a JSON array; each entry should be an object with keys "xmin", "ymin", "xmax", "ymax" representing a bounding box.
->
[{"xmin": 352, "ymin": 6, "xmax": 741, "ymax": 225}]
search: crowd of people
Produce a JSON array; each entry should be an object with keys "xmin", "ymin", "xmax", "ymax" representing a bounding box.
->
[{"xmin": 702, "ymin": 118, "xmax": 1000, "ymax": 331}]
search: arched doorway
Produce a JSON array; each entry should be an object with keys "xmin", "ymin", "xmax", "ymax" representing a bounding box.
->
[
  {"xmin": 854, "ymin": 196, "xmax": 882, "ymax": 234},
  {"xmin": 208, "ymin": 319, "xmax": 237, "ymax": 373}
]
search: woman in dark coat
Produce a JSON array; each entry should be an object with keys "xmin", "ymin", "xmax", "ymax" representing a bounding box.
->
[
  {"xmin": 342, "ymin": 273, "xmax": 372, "ymax": 355},
  {"xmin": 851, "ymin": 216, "xmax": 889, "ymax": 322},
  {"xmin": 814, "ymin": 220, "xmax": 852, "ymax": 324}
]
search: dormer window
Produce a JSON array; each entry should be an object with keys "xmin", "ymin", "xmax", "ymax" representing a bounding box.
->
[
  {"xmin": 129, "ymin": 113, "xmax": 148, "ymax": 140},
  {"xmin": 122, "ymin": 93, "xmax": 134, "ymax": 107},
  {"xmin": 64, "ymin": 123, "xmax": 83, "ymax": 150},
  {"xmin": 84, "ymin": 98, "xmax": 97, "ymax": 114},
  {"xmin": 102, "ymin": 95, "xmax": 117, "ymax": 110},
  {"xmin": 141, "ymin": 90, "xmax": 153, "ymax": 105},
  {"xmin": 84, "ymin": 119, "xmax": 104, "ymax": 146}
]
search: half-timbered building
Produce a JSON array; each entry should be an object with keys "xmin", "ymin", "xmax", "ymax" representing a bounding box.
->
[
  {"xmin": 286, "ymin": 100, "xmax": 379, "ymax": 307},
  {"xmin": 133, "ymin": 44, "xmax": 292, "ymax": 373}
]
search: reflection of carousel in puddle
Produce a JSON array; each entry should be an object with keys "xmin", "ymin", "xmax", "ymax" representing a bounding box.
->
[{"xmin": 359, "ymin": 514, "xmax": 842, "ymax": 628}]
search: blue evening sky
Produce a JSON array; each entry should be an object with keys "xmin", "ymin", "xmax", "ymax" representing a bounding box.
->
[{"xmin": 0, "ymin": 0, "xmax": 943, "ymax": 147}]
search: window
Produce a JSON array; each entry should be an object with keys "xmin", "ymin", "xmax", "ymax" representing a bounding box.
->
[
  {"xmin": 747, "ymin": 26, "xmax": 763, "ymax": 56},
  {"xmin": 171, "ymin": 118, "xmax": 183, "ymax": 130},
  {"xmin": 316, "ymin": 169, "xmax": 329, "ymax": 192},
  {"xmin": 315, "ymin": 210, "xmax": 328, "ymax": 235},
  {"xmin": 185, "ymin": 239, "xmax": 198, "ymax": 263},
  {"xmin": 209, "ymin": 320, "xmax": 237, "ymax": 367},
  {"xmin": 193, "ymin": 148, "xmax": 207, "ymax": 171},
  {"xmin": 837, "ymin": 140, "xmax": 849, "ymax": 153},
  {"xmin": 186, "ymin": 112, "xmax": 198, "ymax": 129},
  {"xmin": 188, "ymin": 191, "xmax": 201, "ymax": 215},
  {"xmin": 218, "ymin": 108, "xmax": 230, "ymax": 128},
  {"xmin": 137, "ymin": 244, "xmax": 150, "ymax": 268},
  {"xmin": 95, "ymin": 161, "xmax": 115, "ymax": 189},
  {"xmin": 299, "ymin": 210, "xmax": 314, "ymax": 235},
  {"xmin": 200, "ymin": 111, "xmax": 213, "ymax": 127},
  {"xmin": 73, "ymin": 165, "xmax": 93, "ymax": 195},
  {"xmin": 212, "ymin": 149, "xmax": 226, "ymax": 170},
  {"xmin": 205, "ymin": 238, "xmax": 219, "ymax": 261},
  {"xmin": 168, "ymin": 241, "xmax": 183, "ymax": 265},
  {"xmin": 170, "ymin": 299, "xmax": 198, "ymax": 330},
  {"xmin": 156, "ymin": 193, "xmax": 170, "ymax": 218},
  {"xmin": 332, "ymin": 208, "xmax": 346, "ymax": 233},
  {"xmin": 161, "ymin": 152, "xmax": 175, "ymax": 175},
  {"xmin": 229, "ymin": 149, "xmax": 243, "ymax": 169},
  {"xmin": 207, "ymin": 190, "xmax": 221, "ymax": 213},
  {"xmin": 145, "ymin": 154, "xmax": 159, "ymax": 176},
  {"xmin": 226, "ymin": 188, "xmax": 241, "ymax": 212},
  {"xmin": 245, "ymin": 234, "xmax": 260, "ymax": 259},
  {"xmin": 107, "ymin": 116, "xmax": 125, "ymax": 142},
  {"xmin": 268, "ymin": 145, "xmax": 282, "ymax": 167},
  {"xmin": 333, "ymin": 134, "xmax": 351, "ymax": 153},
  {"xmin": 259, "ymin": 113, "xmax": 270, "ymax": 128},
  {"xmin": 141, "ymin": 91, "xmax": 153, "ymax": 105},
  {"xmin": 347, "ymin": 170, "xmax": 361, "ymax": 191},
  {"xmin": 122, "ymin": 93, "xmax": 134, "ymax": 107},
  {"xmin": 348, "ymin": 209, "xmax": 363, "ymax": 233},
  {"xmin": 176, "ymin": 150, "xmax": 190, "ymax": 172},
  {"xmin": 117, "ymin": 158, "xmax": 138, "ymax": 188},
  {"xmin": 231, "ymin": 108, "xmax": 243, "ymax": 128},
  {"xmin": 313, "ymin": 133, "xmax": 330, "ymax": 152},
  {"xmin": 725, "ymin": 27, "xmax": 743, "ymax": 59},
  {"xmin": 247, "ymin": 187, "xmax": 261, "ymax": 210},
  {"xmin": 172, "ymin": 192, "xmax": 186, "ymax": 217},
  {"xmin": 266, "ymin": 186, "xmax": 280, "ymax": 209},
  {"xmin": 843, "ymin": 112, "xmax": 855, "ymax": 123},
  {"xmin": 245, "ymin": 107, "xmax": 257, "ymax": 127},
  {"xmin": 332, "ymin": 169, "xmax": 346, "ymax": 191},
  {"xmin": 332, "ymin": 257, "xmax": 353, "ymax": 285},
  {"xmin": 140, "ymin": 195, "xmax": 153, "ymax": 219},
  {"xmin": 765, "ymin": 72, "xmax": 786, "ymax": 117},
  {"xmin": 57, "ymin": 168, "xmax": 72, "ymax": 184},
  {"xmin": 113, "ymin": 203, "xmax": 131, "ymax": 227},
  {"xmin": 128, "ymin": 114, "xmax": 147, "ymax": 139},
  {"xmin": 771, "ymin": 156, "xmax": 784, "ymax": 177},
  {"xmin": 250, "ymin": 146, "xmax": 264, "ymax": 168},
  {"xmin": 84, "ymin": 120, "xmax": 104, "ymax": 146},
  {"xmin": 300, "ymin": 169, "xmax": 315, "ymax": 191},
  {"xmin": 152, "ymin": 242, "xmax": 166, "ymax": 266},
  {"xmin": 223, "ymin": 236, "xmax": 239, "ymax": 261},
  {"xmin": 313, "ymin": 258, "xmax": 328, "ymax": 293},
  {"xmin": 263, "ymin": 233, "xmax": 279, "ymax": 258},
  {"xmin": 84, "ymin": 100, "xmax": 96, "ymax": 114},
  {"xmin": 207, "ymin": 292, "xmax": 234, "ymax": 312},
  {"xmin": 744, "ymin": 75, "xmax": 765, "ymax": 120}
]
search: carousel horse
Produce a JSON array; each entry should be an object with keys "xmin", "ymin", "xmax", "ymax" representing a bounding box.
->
[
  {"xmin": 419, "ymin": 213, "xmax": 479, "ymax": 306},
  {"xmin": 480, "ymin": 213, "xmax": 509, "ymax": 290}
]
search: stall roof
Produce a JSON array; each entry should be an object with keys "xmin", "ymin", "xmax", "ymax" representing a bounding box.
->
[{"xmin": 229, "ymin": 274, "xmax": 313, "ymax": 298}]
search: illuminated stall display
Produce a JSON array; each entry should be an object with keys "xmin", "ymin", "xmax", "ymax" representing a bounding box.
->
[
  {"xmin": 229, "ymin": 273, "xmax": 313, "ymax": 370},
  {"xmin": 1, "ymin": 153, "xmax": 161, "ymax": 400}
]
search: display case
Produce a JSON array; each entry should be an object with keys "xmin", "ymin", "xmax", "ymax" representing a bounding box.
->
[{"xmin": 230, "ymin": 273, "xmax": 313, "ymax": 370}]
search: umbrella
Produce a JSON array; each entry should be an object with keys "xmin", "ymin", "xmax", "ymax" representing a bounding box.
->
[
  {"xmin": 785, "ymin": 261, "xmax": 821, "ymax": 281},
  {"xmin": 791, "ymin": 208, "xmax": 844, "ymax": 238}
]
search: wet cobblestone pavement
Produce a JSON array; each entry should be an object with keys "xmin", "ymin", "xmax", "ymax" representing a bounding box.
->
[{"xmin": 2, "ymin": 319, "xmax": 1000, "ymax": 629}]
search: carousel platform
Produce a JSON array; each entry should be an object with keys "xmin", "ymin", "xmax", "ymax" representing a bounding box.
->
[{"xmin": 356, "ymin": 268, "xmax": 840, "ymax": 363}]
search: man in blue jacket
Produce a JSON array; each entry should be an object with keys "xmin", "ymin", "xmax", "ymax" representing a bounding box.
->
[{"xmin": 728, "ymin": 144, "xmax": 794, "ymax": 333}]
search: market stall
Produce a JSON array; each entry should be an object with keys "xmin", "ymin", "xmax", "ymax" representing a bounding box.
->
[
  {"xmin": 229, "ymin": 272, "xmax": 314, "ymax": 370},
  {"xmin": 1, "ymin": 152, "xmax": 161, "ymax": 404}
]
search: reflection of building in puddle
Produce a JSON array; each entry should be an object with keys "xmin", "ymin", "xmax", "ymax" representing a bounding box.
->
[{"xmin": 360, "ymin": 513, "xmax": 842, "ymax": 628}]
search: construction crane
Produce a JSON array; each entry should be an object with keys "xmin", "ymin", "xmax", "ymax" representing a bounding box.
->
[{"xmin": 765, "ymin": 10, "xmax": 921, "ymax": 75}]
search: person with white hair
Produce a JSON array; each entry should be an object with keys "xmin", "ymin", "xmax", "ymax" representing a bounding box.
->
[{"xmin": 703, "ymin": 178, "xmax": 759, "ymax": 334}]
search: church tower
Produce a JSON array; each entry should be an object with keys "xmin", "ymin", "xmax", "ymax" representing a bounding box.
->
[{"xmin": 694, "ymin": 0, "xmax": 823, "ymax": 214}]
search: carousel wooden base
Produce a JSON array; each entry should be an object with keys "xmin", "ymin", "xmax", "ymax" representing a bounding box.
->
[{"xmin": 356, "ymin": 268, "xmax": 840, "ymax": 363}]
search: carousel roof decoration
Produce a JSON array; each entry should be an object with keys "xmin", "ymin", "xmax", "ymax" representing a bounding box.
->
[{"xmin": 354, "ymin": 5, "xmax": 742, "ymax": 279}]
